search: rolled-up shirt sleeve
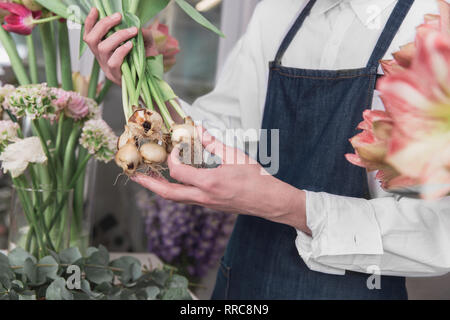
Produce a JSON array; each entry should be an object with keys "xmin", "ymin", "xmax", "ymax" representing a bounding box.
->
[{"xmin": 296, "ymin": 191, "xmax": 450, "ymax": 277}]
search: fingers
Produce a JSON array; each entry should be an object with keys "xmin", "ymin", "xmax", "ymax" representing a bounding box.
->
[
  {"xmin": 167, "ymin": 147, "xmax": 210, "ymax": 188},
  {"xmin": 197, "ymin": 126, "xmax": 236, "ymax": 163},
  {"xmin": 84, "ymin": 12, "xmax": 122, "ymax": 48},
  {"xmin": 84, "ymin": 8, "xmax": 98, "ymax": 35},
  {"xmin": 131, "ymin": 174, "xmax": 209, "ymax": 204},
  {"xmin": 197, "ymin": 126, "xmax": 254, "ymax": 165},
  {"xmin": 98, "ymin": 27, "xmax": 138, "ymax": 55},
  {"xmin": 107, "ymin": 41, "xmax": 133, "ymax": 77}
]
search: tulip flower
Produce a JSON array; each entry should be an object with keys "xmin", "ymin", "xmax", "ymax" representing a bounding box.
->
[
  {"xmin": 0, "ymin": 2, "xmax": 41, "ymax": 35},
  {"xmin": 144, "ymin": 20, "xmax": 181, "ymax": 72}
]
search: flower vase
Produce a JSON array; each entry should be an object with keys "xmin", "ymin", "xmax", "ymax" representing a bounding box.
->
[{"xmin": 8, "ymin": 185, "xmax": 89, "ymax": 258}]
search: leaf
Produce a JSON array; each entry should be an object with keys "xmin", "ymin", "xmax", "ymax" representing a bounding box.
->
[
  {"xmin": 19, "ymin": 294, "xmax": 36, "ymax": 300},
  {"xmin": 8, "ymin": 248, "xmax": 36, "ymax": 274},
  {"xmin": 46, "ymin": 277, "xmax": 74, "ymax": 301},
  {"xmin": 110, "ymin": 256, "xmax": 142, "ymax": 284},
  {"xmin": 161, "ymin": 288, "xmax": 191, "ymax": 300},
  {"xmin": 35, "ymin": 0, "xmax": 73, "ymax": 21},
  {"xmin": 167, "ymin": 274, "xmax": 189, "ymax": 289},
  {"xmin": 174, "ymin": 0, "xmax": 224, "ymax": 37},
  {"xmin": 23, "ymin": 258, "xmax": 38, "ymax": 285},
  {"xmin": 144, "ymin": 286, "xmax": 160, "ymax": 300},
  {"xmin": 0, "ymin": 253, "xmax": 14, "ymax": 279},
  {"xmin": 156, "ymin": 79, "xmax": 177, "ymax": 101},
  {"xmin": 150, "ymin": 269, "xmax": 170, "ymax": 287},
  {"xmin": 37, "ymin": 256, "xmax": 59, "ymax": 281},
  {"xmin": 80, "ymin": 279, "xmax": 103, "ymax": 299},
  {"xmin": 147, "ymin": 55, "xmax": 164, "ymax": 80},
  {"xmin": 59, "ymin": 247, "xmax": 82, "ymax": 265},
  {"xmin": 84, "ymin": 246, "xmax": 113, "ymax": 285},
  {"xmin": 137, "ymin": 0, "xmax": 170, "ymax": 25}
]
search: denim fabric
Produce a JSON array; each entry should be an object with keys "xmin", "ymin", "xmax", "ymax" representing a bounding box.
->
[{"xmin": 212, "ymin": 0, "xmax": 414, "ymax": 300}]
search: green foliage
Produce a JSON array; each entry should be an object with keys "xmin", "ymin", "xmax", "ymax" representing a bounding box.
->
[{"xmin": 0, "ymin": 246, "xmax": 192, "ymax": 301}]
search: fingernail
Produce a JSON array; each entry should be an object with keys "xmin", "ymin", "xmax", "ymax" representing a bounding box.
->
[
  {"xmin": 125, "ymin": 41, "xmax": 133, "ymax": 48},
  {"xmin": 128, "ymin": 27, "xmax": 138, "ymax": 34},
  {"xmin": 112, "ymin": 12, "xmax": 121, "ymax": 20}
]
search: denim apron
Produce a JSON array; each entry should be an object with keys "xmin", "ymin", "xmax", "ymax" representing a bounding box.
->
[{"xmin": 212, "ymin": 0, "xmax": 413, "ymax": 300}]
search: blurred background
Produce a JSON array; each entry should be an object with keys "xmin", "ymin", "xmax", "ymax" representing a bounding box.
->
[{"xmin": 1, "ymin": 0, "xmax": 449, "ymax": 299}]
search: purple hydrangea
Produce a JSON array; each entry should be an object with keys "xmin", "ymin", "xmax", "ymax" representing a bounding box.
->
[{"xmin": 136, "ymin": 191, "xmax": 236, "ymax": 279}]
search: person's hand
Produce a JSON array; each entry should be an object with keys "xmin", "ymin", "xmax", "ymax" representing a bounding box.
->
[
  {"xmin": 131, "ymin": 127, "xmax": 311, "ymax": 234},
  {"xmin": 84, "ymin": 8, "xmax": 137, "ymax": 85}
]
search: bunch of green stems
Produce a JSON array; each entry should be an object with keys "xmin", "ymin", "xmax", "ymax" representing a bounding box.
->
[
  {"xmin": 94, "ymin": 0, "xmax": 186, "ymax": 130},
  {"xmin": 0, "ymin": 18, "xmax": 111, "ymax": 257}
]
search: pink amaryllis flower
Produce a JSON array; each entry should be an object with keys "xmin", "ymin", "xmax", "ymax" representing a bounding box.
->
[
  {"xmin": 345, "ymin": 110, "xmax": 419, "ymax": 190},
  {"xmin": 381, "ymin": 0, "xmax": 450, "ymax": 75},
  {"xmin": 144, "ymin": 20, "xmax": 180, "ymax": 72},
  {"xmin": 0, "ymin": 1, "xmax": 41, "ymax": 35},
  {"xmin": 348, "ymin": 2, "xmax": 450, "ymax": 200}
]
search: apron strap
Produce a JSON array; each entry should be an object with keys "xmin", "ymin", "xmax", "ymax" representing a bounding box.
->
[
  {"xmin": 273, "ymin": 0, "xmax": 414, "ymax": 69},
  {"xmin": 274, "ymin": 0, "xmax": 317, "ymax": 66},
  {"xmin": 366, "ymin": 0, "xmax": 414, "ymax": 68}
]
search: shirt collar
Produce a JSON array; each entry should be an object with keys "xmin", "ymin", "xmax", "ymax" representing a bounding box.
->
[{"xmin": 312, "ymin": 0, "xmax": 397, "ymax": 27}]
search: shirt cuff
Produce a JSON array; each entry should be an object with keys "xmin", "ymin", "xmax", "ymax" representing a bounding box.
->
[{"xmin": 295, "ymin": 191, "xmax": 384, "ymax": 274}]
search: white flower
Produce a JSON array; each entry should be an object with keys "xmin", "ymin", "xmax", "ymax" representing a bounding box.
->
[
  {"xmin": 0, "ymin": 84, "xmax": 15, "ymax": 104},
  {"xmin": 80, "ymin": 119, "xmax": 117, "ymax": 163},
  {"xmin": 3, "ymin": 84, "xmax": 59, "ymax": 122},
  {"xmin": 0, "ymin": 120, "xmax": 19, "ymax": 145},
  {"xmin": 0, "ymin": 137, "xmax": 47, "ymax": 178}
]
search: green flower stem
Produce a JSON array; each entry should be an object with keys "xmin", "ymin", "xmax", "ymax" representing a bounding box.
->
[
  {"xmin": 129, "ymin": 0, "xmax": 140, "ymax": 14},
  {"xmin": 56, "ymin": 126, "xmax": 80, "ymax": 250},
  {"xmin": 47, "ymin": 153, "xmax": 91, "ymax": 234},
  {"xmin": 58, "ymin": 21, "xmax": 73, "ymax": 91},
  {"xmin": 122, "ymin": 76, "xmax": 130, "ymax": 119},
  {"xmin": 93, "ymin": 0, "xmax": 107, "ymax": 19},
  {"xmin": 26, "ymin": 34, "xmax": 39, "ymax": 84},
  {"xmin": 55, "ymin": 113, "xmax": 65, "ymax": 161},
  {"xmin": 0, "ymin": 27, "xmax": 30, "ymax": 85},
  {"xmin": 33, "ymin": 15, "xmax": 62, "ymax": 25},
  {"xmin": 12, "ymin": 177, "xmax": 46, "ymax": 257},
  {"xmin": 169, "ymin": 99, "xmax": 187, "ymax": 119},
  {"xmin": 28, "ymin": 166, "xmax": 56, "ymax": 252},
  {"xmin": 148, "ymin": 76, "xmax": 174, "ymax": 129},
  {"xmin": 141, "ymin": 79, "xmax": 154, "ymax": 111},
  {"xmin": 31, "ymin": 120, "xmax": 56, "ymax": 181},
  {"xmin": 96, "ymin": 79, "xmax": 113, "ymax": 104},
  {"xmin": 39, "ymin": 23, "xmax": 58, "ymax": 87},
  {"xmin": 62, "ymin": 126, "xmax": 80, "ymax": 188},
  {"xmin": 88, "ymin": 60, "xmax": 100, "ymax": 99}
]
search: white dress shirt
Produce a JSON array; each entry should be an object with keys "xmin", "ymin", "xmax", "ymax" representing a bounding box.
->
[{"xmin": 181, "ymin": 0, "xmax": 450, "ymax": 277}]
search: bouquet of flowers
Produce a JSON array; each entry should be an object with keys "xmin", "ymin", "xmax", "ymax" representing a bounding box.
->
[
  {"xmin": 0, "ymin": 82, "xmax": 116, "ymax": 257},
  {"xmin": 33, "ymin": 0, "xmax": 224, "ymax": 176},
  {"xmin": 0, "ymin": 0, "xmax": 117, "ymax": 257},
  {"xmin": 137, "ymin": 191, "xmax": 235, "ymax": 280},
  {"xmin": 346, "ymin": 0, "xmax": 450, "ymax": 200}
]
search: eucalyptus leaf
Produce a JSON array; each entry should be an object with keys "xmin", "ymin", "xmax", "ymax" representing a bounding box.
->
[
  {"xmin": 0, "ymin": 253, "xmax": 14, "ymax": 279},
  {"xmin": 174, "ymin": 0, "xmax": 225, "ymax": 37},
  {"xmin": 59, "ymin": 247, "xmax": 82, "ymax": 265},
  {"xmin": 161, "ymin": 287, "xmax": 191, "ymax": 300},
  {"xmin": 46, "ymin": 277, "xmax": 74, "ymax": 301},
  {"xmin": 37, "ymin": 256, "xmax": 59, "ymax": 281},
  {"xmin": 144, "ymin": 286, "xmax": 160, "ymax": 300},
  {"xmin": 110, "ymin": 256, "xmax": 142, "ymax": 284},
  {"xmin": 8, "ymin": 248, "xmax": 36, "ymax": 274},
  {"xmin": 167, "ymin": 274, "xmax": 189, "ymax": 289}
]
